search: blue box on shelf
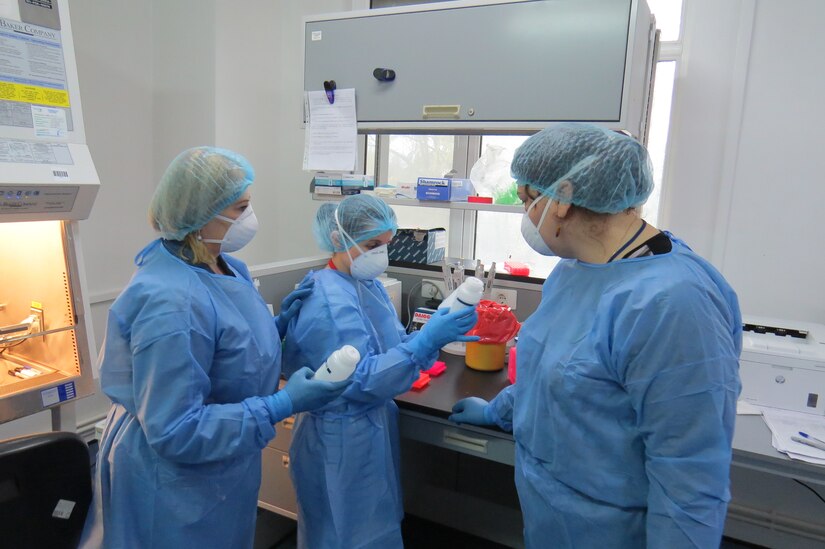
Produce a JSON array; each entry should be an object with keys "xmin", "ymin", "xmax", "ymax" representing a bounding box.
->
[
  {"xmin": 416, "ymin": 177, "xmax": 450, "ymax": 201},
  {"xmin": 415, "ymin": 177, "xmax": 474, "ymax": 201}
]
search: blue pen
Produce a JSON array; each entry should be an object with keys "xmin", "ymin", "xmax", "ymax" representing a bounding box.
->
[
  {"xmin": 794, "ymin": 432, "xmax": 825, "ymax": 451},
  {"xmin": 799, "ymin": 431, "xmax": 825, "ymax": 445}
]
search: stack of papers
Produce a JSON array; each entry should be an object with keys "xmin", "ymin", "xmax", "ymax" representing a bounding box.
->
[
  {"xmin": 759, "ymin": 407, "xmax": 825, "ymax": 464},
  {"xmin": 302, "ymin": 88, "xmax": 357, "ymax": 172},
  {"xmin": 736, "ymin": 400, "xmax": 762, "ymax": 415}
]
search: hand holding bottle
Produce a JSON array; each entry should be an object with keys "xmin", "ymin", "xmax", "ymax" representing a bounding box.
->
[
  {"xmin": 410, "ymin": 307, "xmax": 479, "ymax": 357},
  {"xmin": 264, "ymin": 367, "xmax": 351, "ymax": 422}
]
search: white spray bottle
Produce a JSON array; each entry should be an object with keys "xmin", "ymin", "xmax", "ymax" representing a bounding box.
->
[
  {"xmin": 438, "ymin": 276, "xmax": 484, "ymax": 313},
  {"xmin": 438, "ymin": 277, "xmax": 483, "ymax": 356},
  {"xmin": 313, "ymin": 345, "xmax": 361, "ymax": 382}
]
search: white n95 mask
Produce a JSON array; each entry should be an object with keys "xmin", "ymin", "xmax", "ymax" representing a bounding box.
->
[
  {"xmin": 520, "ymin": 197, "xmax": 556, "ymax": 256},
  {"xmin": 334, "ymin": 206, "xmax": 389, "ymax": 280},
  {"xmin": 349, "ymin": 244, "xmax": 389, "ymax": 280},
  {"xmin": 202, "ymin": 206, "xmax": 259, "ymax": 253}
]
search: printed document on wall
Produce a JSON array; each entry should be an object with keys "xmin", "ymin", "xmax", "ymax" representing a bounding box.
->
[{"xmin": 303, "ymin": 88, "xmax": 357, "ymax": 171}]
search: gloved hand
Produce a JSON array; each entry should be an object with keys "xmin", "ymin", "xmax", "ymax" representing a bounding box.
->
[
  {"xmin": 409, "ymin": 307, "xmax": 480, "ymax": 357},
  {"xmin": 282, "ymin": 366, "xmax": 351, "ymax": 414},
  {"xmin": 275, "ymin": 275, "xmax": 314, "ymax": 338},
  {"xmin": 449, "ymin": 397, "xmax": 493, "ymax": 426}
]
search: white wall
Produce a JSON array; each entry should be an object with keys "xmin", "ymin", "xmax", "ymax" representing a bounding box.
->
[
  {"xmin": 664, "ymin": 0, "xmax": 825, "ymax": 324},
  {"xmin": 716, "ymin": 0, "xmax": 825, "ymax": 322},
  {"xmin": 660, "ymin": 0, "xmax": 744, "ymax": 257},
  {"xmin": 72, "ymin": 0, "xmax": 156, "ymax": 298},
  {"xmin": 152, "ymin": 1, "xmax": 217, "ymax": 186},
  {"xmin": 70, "ymin": 0, "xmax": 217, "ymax": 299},
  {"xmin": 214, "ymin": 0, "xmax": 352, "ymax": 266}
]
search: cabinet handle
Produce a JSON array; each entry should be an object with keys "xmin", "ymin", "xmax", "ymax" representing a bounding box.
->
[
  {"xmin": 442, "ymin": 429, "xmax": 488, "ymax": 454},
  {"xmin": 373, "ymin": 68, "xmax": 396, "ymax": 81},
  {"xmin": 282, "ymin": 417, "xmax": 295, "ymax": 430},
  {"xmin": 281, "ymin": 455, "xmax": 290, "ymax": 468},
  {"xmin": 422, "ymin": 104, "xmax": 461, "ymax": 119}
]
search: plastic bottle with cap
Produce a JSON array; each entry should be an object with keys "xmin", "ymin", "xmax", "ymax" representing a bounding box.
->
[
  {"xmin": 313, "ymin": 345, "xmax": 361, "ymax": 382},
  {"xmin": 438, "ymin": 276, "xmax": 484, "ymax": 313}
]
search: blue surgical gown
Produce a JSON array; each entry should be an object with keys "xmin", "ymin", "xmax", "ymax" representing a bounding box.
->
[
  {"xmin": 80, "ymin": 240, "xmax": 288, "ymax": 549},
  {"xmin": 283, "ymin": 268, "xmax": 437, "ymax": 549},
  {"xmin": 487, "ymin": 235, "xmax": 742, "ymax": 549}
]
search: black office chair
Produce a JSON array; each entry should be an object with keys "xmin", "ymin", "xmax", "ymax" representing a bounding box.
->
[{"xmin": 0, "ymin": 431, "xmax": 92, "ymax": 549}]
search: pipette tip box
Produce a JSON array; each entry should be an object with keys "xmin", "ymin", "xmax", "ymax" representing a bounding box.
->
[
  {"xmin": 424, "ymin": 361, "xmax": 446, "ymax": 377},
  {"xmin": 411, "ymin": 372, "xmax": 431, "ymax": 390}
]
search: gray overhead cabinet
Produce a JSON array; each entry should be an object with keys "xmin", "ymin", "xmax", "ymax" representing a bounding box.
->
[{"xmin": 304, "ymin": 0, "xmax": 657, "ymax": 138}]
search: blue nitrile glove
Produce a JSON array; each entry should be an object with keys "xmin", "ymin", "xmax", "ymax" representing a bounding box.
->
[
  {"xmin": 408, "ymin": 307, "xmax": 480, "ymax": 357},
  {"xmin": 274, "ymin": 275, "xmax": 314, "ymax": 338},
  {"xmin": 265, "ymin": 367, "xmax": 351, "ymax": 422},
  {"xmin": 449, "ymin": 397, "xmax": 494, "ymax": 426}
]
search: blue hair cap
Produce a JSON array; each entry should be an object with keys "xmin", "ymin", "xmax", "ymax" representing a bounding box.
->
[
  {"xmin": 313, "ymin": 194, "xmax": 398, "ymax": 252},
  {"xmin": 150, "ymin": 147, "xmax": 254, "ymax": 240},
  {"xmin": 511, "ymin": 123, "xmax": 653, "ymax": 214}
]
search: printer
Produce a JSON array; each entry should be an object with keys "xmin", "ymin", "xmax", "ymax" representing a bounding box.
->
[{"xmin": 739, "ymin": 316, "xmax": 825, "ymax": 415}]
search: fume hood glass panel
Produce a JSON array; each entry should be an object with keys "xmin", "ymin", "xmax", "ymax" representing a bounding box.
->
[{"xmin": 0, "ymin": 221, "xmax": 80, "ymax": 398}]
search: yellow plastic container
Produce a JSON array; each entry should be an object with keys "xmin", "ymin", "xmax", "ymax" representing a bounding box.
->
[{"xmin": 465, "ymin": 342, "xmax": 507, "ymax": 371}]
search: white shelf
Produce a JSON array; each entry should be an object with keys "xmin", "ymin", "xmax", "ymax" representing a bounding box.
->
[{"xmin": 311, "ymin": 193, "xmax": 522, "ymax": 214}]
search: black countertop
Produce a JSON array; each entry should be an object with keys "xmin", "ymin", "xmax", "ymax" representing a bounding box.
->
[
  {"xmin": 392, "ymin": 353, "xmax": 825, "ymax": 484},
  {"xmin": 395, "ymin": 352, "xmax": 511, "ymax": 419}
]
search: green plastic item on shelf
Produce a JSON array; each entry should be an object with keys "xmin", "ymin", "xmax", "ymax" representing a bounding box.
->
[{"xmin": 493, "ymin": 181, "xmax": 521, "ymax": 205}]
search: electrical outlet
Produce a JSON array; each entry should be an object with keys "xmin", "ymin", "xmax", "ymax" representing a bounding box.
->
[
  {"xmin": 421, "ymin": 279, "xmax": 447, "ymax": 300},
  {"xmin": 492, "ymin": 287, "xmax": 517, "ymax": 310}
]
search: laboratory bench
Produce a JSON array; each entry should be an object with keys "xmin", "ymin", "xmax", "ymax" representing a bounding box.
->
[
  {"xmin": 394, "ymin": 353, "xmax": 523, "ymax": 546},
  {"xmin": 395, "ymin": 353, "xmax": 514, "ymax": 465},
  {"xmin": 258, "ymin": 353, "xmax": 825, "ymax": 548},
  {"xmin": 396, "ymin": 353, "xmax": 825, "ymax": 484},
  {"xmin": 257, "ymin": 353, "xmax": 525, "ymax": 545}
]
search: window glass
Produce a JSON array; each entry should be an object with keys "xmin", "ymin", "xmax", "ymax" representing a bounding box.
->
[
  {"xmin": 473, "ymin": 136, "xmax": 560, "ymax": 279},
  {"xmin": 475, "ymin": 209, "xmax": 561, "ymax": 279},
  {"xmin": 365, "ymin": 135, "xmax": 376, "ymax": 177},
  {"xmin": 642, "ymin": 60, "xmax": 676, "ymax": 227},
  {"xmin": 386, "ymin": 135, "xmax": 453, "ymax": 237}
]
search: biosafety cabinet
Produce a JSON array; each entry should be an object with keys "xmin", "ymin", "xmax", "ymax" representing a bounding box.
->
[
  {"xmin": 304, "ymin": 0, "xmax": 658, "ymax": 138},
  {"xmin": 0, "ymin": 0, "xmax": 99, "ymax": 427}
]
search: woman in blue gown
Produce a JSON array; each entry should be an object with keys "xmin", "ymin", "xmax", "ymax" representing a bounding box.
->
[
  {"xmin": 80, "ymin": 147, "xmax": 349, "ymax": 548},
  {"xmin": 283, "ymin": 194, "xmax": 478, "ymax": 548},
  {"xmin": 451, "ymin": 124, "xmax": 742, "ymax": 548}
]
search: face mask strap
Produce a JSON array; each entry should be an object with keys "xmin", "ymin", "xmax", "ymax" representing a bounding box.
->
[
  {"xmin": 527, "ymin": 194, "xmax": 553, "ymax": 231},
  {"xmin": 334, "ymin": 207, "xmax": 365, "ymax": 256}
]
